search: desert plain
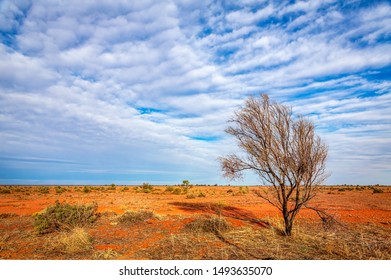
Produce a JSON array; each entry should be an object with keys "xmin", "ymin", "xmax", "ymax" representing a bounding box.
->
[{"xmin": 0, "ymin": 185, "xmax": 390, "ymax": 260}]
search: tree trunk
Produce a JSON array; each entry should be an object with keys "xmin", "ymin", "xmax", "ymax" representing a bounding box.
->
[{"xmin": 283, "ymin": 209, "xmax": 293, "ymax": 236}]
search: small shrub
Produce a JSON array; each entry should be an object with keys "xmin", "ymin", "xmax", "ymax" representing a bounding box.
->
[
  {"xmin": 173, "ymin": 187, "xmax": 182, "ymax": 195},
  {"xmin": 34, "ymin": 201, "xmax": 99, "ymax": 234},
  {"xmin": 165, "ymin": 186, "xmax": 174, "ymax": 193},
  {"xmin": 373, "ymin": 188, "xmax": 384, "ymax": 194},
  {"xmin": 37, "ymin": 186, "xmax": 50, "ymax": 194},
  {"xmin": 198, "ymin": 192, "xmax": 206, "ymax": 198},
  {"xmin": 117, "ymin": 210, "xmax": 155, "ymax": 225},
  {"xmin": 186, "ymin": 193, "xmax": 197, "ymax": 199},
  {"xmin": 121, "ymin": 187, "xmax": 129, "ymax": 192},
  {"xmin": 55, "ymin": 186, "xmax": 65, "ymax": 194},
  {"xmin": 83, "ymin": 186, "xmax": 91, "ymax": 193},
  {"xmin": 226, "ymin": 189, "xmax": 233, "ymax": 193},
  {"xmin": 136, "ymin": 183, "xmax": 153, "ymax": 193}
]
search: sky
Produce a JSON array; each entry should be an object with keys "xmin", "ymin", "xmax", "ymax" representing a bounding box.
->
[{"xmin": 0, "ymin": 0, "xmax": 390, "ymax": 186}]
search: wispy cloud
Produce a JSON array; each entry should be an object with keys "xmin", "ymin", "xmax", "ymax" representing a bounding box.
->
[{"xmin": 0, "ymin": 0, "xmax": 390, "ymax": 185}]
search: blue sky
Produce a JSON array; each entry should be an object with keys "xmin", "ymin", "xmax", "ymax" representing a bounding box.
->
[{"xmin": 0, "ymin": 0, "xmax": 390, "ymax": 185}]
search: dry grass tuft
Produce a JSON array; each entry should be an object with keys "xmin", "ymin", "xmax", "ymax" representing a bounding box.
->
[
  {"xmin": 48, "ymin": 227, "xmax": 93, "ymax": 255},
  {"xmin": 184, "ymin": 215, "xmax": 231, "ymax": 234},
  {"xmin": 117, "ymin": 210, "xmax": 155, "ymax": 225}
]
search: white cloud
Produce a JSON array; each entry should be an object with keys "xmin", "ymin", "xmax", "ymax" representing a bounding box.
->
[{"xmin": 0, "ymin": 0, "xmax": 390, "ymax": 185}]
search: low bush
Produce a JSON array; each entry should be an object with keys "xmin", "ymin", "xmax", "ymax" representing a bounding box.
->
[
  {"xmin": 55, "ymin": 186, "xmax": 65, "ymax": 194},
  {"xmin": 198, "ymin": 192, "xmax": 206, "ymax": 198},
  {"xmin": 0, "ymin": 187, "xmax": 11, "ymax": 194},
  {"xmin": 135, "ymin": 183, "xmax": 154, "ymax": 193},
  {"xmin": 173, "ymin": 187, "xmax": 182, "ymax": 195},
  {"xmin": 34, "ymin": 201, "xmax": 99, "ymax": 234},
  {"xmin": 37, "ymin": 186, "xmax": 50, "ymax": 194},
  {"xmin": 373, "ymin": 188, "xmax": 384, "ymax": 194},
  {"xmin": 165, "ymin": 186, "xmax": 174, "ymax": 193},
  {"xmin": 186, "ymin": 193, "xmax": 197, "ymax": 199}
]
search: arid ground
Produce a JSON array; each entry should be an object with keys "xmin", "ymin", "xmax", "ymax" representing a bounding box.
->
[{"xmin": 0, "ymin": 185, "xmax": 390, "ymax": 260}]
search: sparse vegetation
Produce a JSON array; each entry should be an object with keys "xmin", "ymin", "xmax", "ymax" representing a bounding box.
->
[
  {"xmin": 34, "ymin": 201, "xmax": 99, "ymax": 234},
  {"xmin": 135, "ymin": 183, "xmax": 154, "ymax": 193},
  {"xmin": 0, "ymin": 187, "xmax": 11, "ymax": 194},
  {"xmin": 37, "ymin": 186, "xmax": 50, "ymax": 194}
]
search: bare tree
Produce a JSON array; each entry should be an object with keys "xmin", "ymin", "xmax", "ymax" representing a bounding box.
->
[{"xmin": 220, "ymin": 94, "xmax": 328, "ymax": 236}]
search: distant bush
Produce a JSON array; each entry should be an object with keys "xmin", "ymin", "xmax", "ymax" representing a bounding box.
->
[
  {"xmin": 186, "ymin": 193, "xmax": 197, "ymax": 199},
  {"xmin": 83, "ymin": 186, "xmax": 91, "ymax": 193},
  {"xmin": 55, "ymin": 186, "xmax": 65, "ymax": 194},
  {"xmin": 0, "ymin": 187, "xmax": 11, "ymax": 194},
  {"xmin": 34, "ymin": 201, "xmax": 99, "ymax": 234},
  {"xmin": 165, "ymin": 186, "xmax": 175, "ymax": 193},
  {"xmin": 117, "ymin": 210, "xmax": 155, "ymax": 225},
  {"xmin": 172, "ymin": 187, "xmax": 182, "ymax": 195},
  {"xmin": 135, "ymin": 183, "xmax": 154, "ymax": 193},
  {"xmin": 37, "ymin": 186, "xmax": 50, "ymax": 194},
  {"xmin": 198, "ymin": 192, "xmax": 206, "ymax": 198},
  {"xmin": 121, "ymin": 187, "xmax": 129, "ymax": 192},
  {"xmin": 373, "ymin": 188, "xmax": 384, "ymax": 194}
]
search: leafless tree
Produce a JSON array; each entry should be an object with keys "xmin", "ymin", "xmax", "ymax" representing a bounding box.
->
[{"xmin": 220, "ymin": 94, "xmax": 328, "ymax": 236}]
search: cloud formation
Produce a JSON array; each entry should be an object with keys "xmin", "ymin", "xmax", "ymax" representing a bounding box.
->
[{"xmin": 0, "ymin": 0, "xmax": 390, "ymax": 185}]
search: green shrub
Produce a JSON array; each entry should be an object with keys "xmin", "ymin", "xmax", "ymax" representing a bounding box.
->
[
  {"xmin": 117, "ymin": 210, "xmax": 154, "ymax": 225},
  {"xmin": 34, "ymin": 201, "xmax": 99, "ymax": 234},
  {"xmin": 134, "ymin": 183, "xmax": 154, "ymax": 193},
  {"xmin": 121, "ymin": 187, "xmax": 129, "ymax": 192}
]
